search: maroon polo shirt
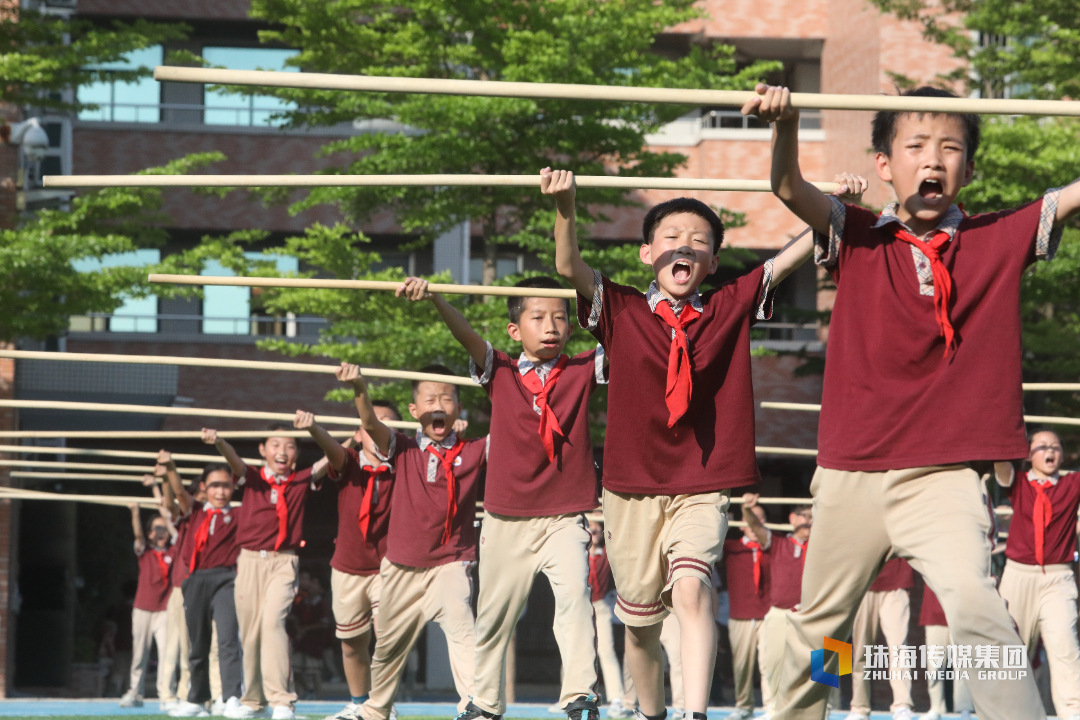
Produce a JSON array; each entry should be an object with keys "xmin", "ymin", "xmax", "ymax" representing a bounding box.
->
[
  {"xmin": 169, "ymin": 515, "xmax": 190, "ymax": 589},
  {"xmin": 589, "ymin": 548, "xmax": 613, "ymax": 603},
  {"xmin": 869, "ymin": 557, "xmax": 914, "ymax": 592},
  {"xmin": 766, "ymin": 534, "xmax": 807, "ymax": 610},
  {"xmin": 816, "ymin": 199, "xmax": 1050, "ymax": 471},
  {"xmin": 919, "ymin": 583, "xmax": 947, "ymax": 627},
  {"xmin": 1005, "ymin": 471, "xmax": 1080, "ymax": 566},
  {"xmin": 134, "ymin": 545, "xmax": 173, "ymax": 612},
  {"xmin": 179, "ymin": 504, "xmax": 240, "ymax": 571},
  {"xmin": 724, "ymin": 536, "xmax": 771, "ymax": 620},
  {"xmin": 385, "ymin": 432, "xmax": 487, "ymax": 568},
  {"xmin": 477, "ymin": 347, "xmax": 600, "ymax": 516},
  {"xmin": 236, "ymin": 465, "xmax": 316, "ymax": 552},
  {"xmin": 578, "ymin": 267, "xmax": 770, "ymax": 494},
  {"xmin": 328, "ymin": 448, "xmax": 395, "ymax": 576}
]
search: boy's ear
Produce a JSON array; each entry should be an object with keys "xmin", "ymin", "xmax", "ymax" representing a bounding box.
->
[
  {"xmin": 707, "ymin": 254, "xmax": 720, "ymax": 275},
  {"xmin": 962, "ymin": 159, "xmax": 975, "ymax": 188},
  {"xmin": 407, "ymin": 403, "xmax": 420, "ymax": 421},
  {"xmin": 258, "ymin": 442, "xmax": 267, "ymax": 457},
  {"xmin": 874, "ymin": 151, "xmax": 893, "ymax": 184},
  {"xmin": 639, "ymin": 243, "xmax": 653, "ymax": 266},
  {"xmin": 506, "ymin": 322, "xmax": 523, "ymax": 342}
]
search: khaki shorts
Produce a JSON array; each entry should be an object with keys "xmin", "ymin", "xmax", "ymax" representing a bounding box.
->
[
  {"xmin": 602, "ymin": 488, "xmax": 728, "ymax": 626},
  {"xmin": 331, "ymin": 567, "xmax": 382, "ymax": 638}
]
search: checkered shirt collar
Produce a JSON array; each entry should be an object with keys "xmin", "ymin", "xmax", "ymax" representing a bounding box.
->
[
  {"xmin": 646, "ymin": 281, "xmax": 703, "ymax": 318},
  {"xmin": 873, "ymin": 202, "xmax": 964, "ymax": 241},
  {"xmin": 1027, "ymin": 469, "xmax": 1060, "ymax": 486},
  {"xmin": 517, "ymin": 353, "xmax": 560, "ymax": 385},
  {"xmin": 416, "ymin": 430, "xmax": 459, "ymax": 452}
]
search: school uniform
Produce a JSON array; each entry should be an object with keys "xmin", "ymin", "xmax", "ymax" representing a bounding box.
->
[
  {"xmin": 358, "ymin": 431, "xmax": 487, "ymax": 720},
  {"xmin": 760, "ymin": 533, "xmax": 807, "ymax": 705},
  {"xmin": 589, "ymin": 546, "xmax": 625, "ymax": 704},
  {"xmin": 723, "ymin": 535, "xmax": 773, "ymax": 713},
  {"xmin": 920, "ymin": 582, "xmax": 973, "ymax": 716},
  {"xmin": 161, "ymin": 516, "xmax": 192, "ymax": 705},
  {"xmin": 577, "ymin": 265, "xmax": 774, "ymax": 625},
  {"xmin": 326, "ymin": 448, "xmax": 395, "ymax": 640},
  {"xmin": 129, "ymin": 539, "xmax": 173, "ymax": 700},
  {"xmin": 469, "ymin": 344, "xmax": 604, "ymax": 714},
  {"xmin": 179, "ymin": 503, "xmax": 243, "ymax": 705},
  {"xmin": 774, "ymin": 190, "xmax": 1066, "ymax": 720},
  {"xmin": 849, "ymin": 558, "xmax": 914, "ymax": 715},
  {"xmin": 998, "ymin": 469, "xmax": 1080, "ymax": 718},
  {"xmin": 233, "ymin": 465, "xmax": 317, "ymax": 711}
]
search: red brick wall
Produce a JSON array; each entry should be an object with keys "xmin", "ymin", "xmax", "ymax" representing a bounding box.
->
[{"xmin": 681, "ymin": 0, "xmax": 827, "ymax": 39}]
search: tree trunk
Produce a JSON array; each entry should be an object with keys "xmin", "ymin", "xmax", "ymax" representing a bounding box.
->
[{"xmin": 481, "ymin": 215, "xmax": 498, "ymax": 286}]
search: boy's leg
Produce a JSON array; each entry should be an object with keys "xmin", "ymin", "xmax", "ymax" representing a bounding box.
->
[
  {"xmin": 593, "ymin": 599, "xmax": 625, "ymax": 702},
  {"xmin": 728, "ymin": 618, "xmax": 756, "ymax": 711},
  {"xmin": 152, "ymin": 610, "xmax": 170, "ymax": 701},
  {"xmin": 178, "ymin": 588, "xmax": 192, "ymax": 701},
  {"xmin": 625, "ymin": 624, "xmax": 665, "ymax": 715},
  {"xmin": 878, "ymin": 589, "xmax": 912, "ymax": 712},
  {"xmin": 235, "ymin": 549, "xmax": 268, "ymax": 710},
  {"xmin": 754, "ymin": 619, "xmax": 772, "ymax": 711},
  {"xmin": 259, "ymin": 551, "xmax": 300, "ymax": 709},
  {"xmin": 183, "ymin": 574, "xmax": 214, "ymax": 704},
  {"xmin": 331, "ymin": 568, "xmax": 377, "ymax": 699},
  {"xmin": 427, "ymin": 561, "xmax": 478, "ymax": 712},
  {"xmin": 848, "ymin": 592, "xmax": 880, "ymax": 715},
  {"xmin": 211, "ymin": 569, "xmax": 244, "ymax": 702},
  {"xmin": 162, "ymin": 589, "xmax": 184, "ymax": 702},
  {"xmin": 129, "ymin": 607, "xmax": 153, "ymax": 697},
  {"xmin": 923, "ymin": 625, "xmax": 949, "ymax": 715},
  {"xmin": 473, "ymin": 514, "xmax": 542, "ymax": 715},
  {"xmin": 884, "ymin": 466, "xmax": 1045, "ymax": 720},
  {"xmin": 537, "ymin": 515, "xmax": 598, "ymax": 711},
  {"xmin": 621, "ymin": 634, "xmax": 637, "ymax": 709},
  {"xmin": 659, "ymin": 615, "xmax": 683, "ymax": 710},
  {"xmin": 773, "ymin": 468, "xmax": 892, "ymax": 720},
  {"xmin": 1033, "ymin": 565, "xmax": 1080, "ymax": 717},
  {"xmin": 760, "ymin": 608, "xmax": 786, "ymax": 707}
]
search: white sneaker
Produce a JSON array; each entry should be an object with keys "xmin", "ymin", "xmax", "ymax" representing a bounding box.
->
[
  {"xmin": 271, "ymin": 706, "xmax": 297, "ymax": 720},
  {"xmin": 917, "ymin": 712, "xmax": 941, "ymax": 720},
  {"xmin": 161, "ymin": 701, "xmax": 180, "ymax": 713},
  {"xmin": 211, "ymin": 698, "xmax": 228, "ymax": 716},
  {"xmin": 325, "ymin": 704, "xmax": 361, "ymax": 720},
  {"xmin": 119, "ymin": 691, "xmax": 144, "ymax": 708},
  {"xmin": 1066, "ymin": 715, "xmax": 1080, "ymax": 720},
  {"xmin": 892, "ymin": 708, "xmax": 914, "ymax": 720},
  {"xmin": 726, "ymin": 710, "xmax": 753, "ymax": 720},
  {"xmin": 171, "ymin": 701, "xmax": 211, "ymax": 718},
  {"xmin": 606, "ymin": 701, "xmax": 632, "ymax": 719},
  {"xmin": 389, "ymin": 708, "xmax": 398, "ymax": 720},
  {"xmin": 224, "ymin": 702, "xmax": 267, "ymax": 719},
  {"xmin": 959, "ymin": 712, "xmax": 971, "ymax": 720},
  {"xmin": 842, "ymin": 714, "xmax": 869, "ymax": 720},
  {"xmin": 549, "ymin": 704, "xmax": 564, "ymax": 715}
]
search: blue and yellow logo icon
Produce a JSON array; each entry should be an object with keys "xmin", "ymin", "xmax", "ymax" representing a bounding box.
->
[{"xmin": 810, "ymin": 637, "xmax": 852, "ymax": 688}]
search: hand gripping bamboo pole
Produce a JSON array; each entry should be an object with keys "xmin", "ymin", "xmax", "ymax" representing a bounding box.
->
[
  {"xmin": 0, "ymin": 398, "xmax": 422, "ymax": 430},
  {"xmin": 149, "ymin": 274, "xmax": 579, "ymax": 298},
  {"xmin": 760, "ymin": 401, "xmax": 1080, "ymax": 426},
  {"xmin": 152, "ymin": 67, "xmax": 1080, "ymax": 118},
  {"xmin": 0, "ymin": 349, "xmax": 475, "ymax": 387},
  {"xmin": 0, "ymin": 429, "xmax": 357, "ymax": 440},
  {"xmin": 0, "ymin": 459, "xmax": 202, "ymax": 475},
  {"xmin": 0, "ymin": 443, "xmax": 262, "ymax": 465},
  {"xmin": 11, "ymin": 471, "xmax": 157, "ymax": 482},
  {"xmin": 43, "ymin": 174, "xmax": 840, "ymax": 193}
]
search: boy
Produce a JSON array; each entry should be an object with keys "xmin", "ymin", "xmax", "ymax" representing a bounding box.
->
[
  {"xmin": 205, "ymin": 424, "xmax": 319, "ymax": 720},
  {"xmin": 167, "ymin": 464, "xmax": 245, "ymax": 718},
  {"xmin": 296, "ymin": 398, "xmax": 403, "ymax": 720},
  {"xmin": 120, "ymin": 501, "xmax": 174, "ymax": 708},
  {"xmin": 396, "ymin": 271, "xmax": 605, "ymax": 720},
  {"xmin": 336, "ymin": 363, "xmax": 486, "ymax": 720},
  {"xmin": 996, "ymin": 430, "xmax": 1080, "ymax": 720},
  {"xmin": 846, "ymin": 559, "xmax": 914, "ymax": 720},
  {"xmin": 546, "ymin": 167, "xmax": 861, "ymax": 720},
  {"xmin": 743, "ymin": 82, "xmax": 1080, "ymax": 720},
  {"xmin": 919, "ymin": 581, "xmax": 972, "ymax": 720},
  {"xmin": 589, "ymin": 519, "xmax": 632, "ymax": 719},
  {"xmin": 722, "ymin": 502, "xmax": 772, "ymax": 720}
]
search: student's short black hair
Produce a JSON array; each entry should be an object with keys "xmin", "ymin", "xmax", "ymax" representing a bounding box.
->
[
  {"xmin": 642, "ymin": 198, "xmax": 725, "ymax": 254},
  {"xmin": 411, "ymin": 364, "xmax": 460, "ymax": 402},
  {"xmin": 371, "ymin": 399, "xmax": 402, "ymax": 421},
  {"xmin": 790, "ymin": 504, "xmax": 813, "ymax": 516},
  {"xmin": 199, "ymin": 462, "xmax": 234, "ymax": 486},
  {"xmin": 1027, "ymin": 428, "xmax": 1063, "ymax": 447},
  {"xmin": 265, "ymin": 423, "xmax": 293, "ymax": 436},
  {"xmin": 871, "ymin": 86, "xmax": 981, "ymax": 163},
  {"xmin": 507, "ymin": 276, "xmax": 571, "ymax": 324}
]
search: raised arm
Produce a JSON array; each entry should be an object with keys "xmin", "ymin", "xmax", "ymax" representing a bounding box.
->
[
  {"xmin": 130, "ymin": 503, "xmax": 146, "ymax": 554},
  {"xmin": 742, "ymin": 84, "xmax": 834, "ymax": 235},
  {"xmin": 203, "ymin": 427, "xmax": 246, "ymax": 478},
  {"xmin": 1058, "ymin": 178, "xmax": 1080, "ymax": 223},
  {"xmin": 541, "ymin": 168, "xmax": 595, "ymax": 298},
  {"xmin": 162, "ymin": 449, "xmax": 194, "ymax": 516},
  {"xmin": 397, "ymin": 277, "xmax": 488, "ymax": 368},
  {"xmin": 295, "ymin": 411, "xmax": 349, "ymax": 473},
  {"xmin": 338, "ymin": 363, "xmax": 392, "ymax": 456},
  {"xmin": 740, "ymin": 493, "xmax": 771, "ymax": 547}
]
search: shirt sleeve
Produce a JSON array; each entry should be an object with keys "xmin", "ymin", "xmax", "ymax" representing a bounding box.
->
[
  {"xmin": 469, "ymin": 341, "xmax": 495, "ymax": 386},
  {"xmin": 593, "ymin": 344, "xmax": 608, "ymax": 385},
  {"xmin": 813, "ymin": 195, "xmax": 846, "ymax": 269},
  {"xmin": 326, "ymin": 447, "xmax": 360, "ymax": 483},
  {"xmin": 575, "ymin": 271, "xmax": 641, "ymax": 348},
  {"xmin": 756, "ymin": 258, "xmax": 775, "ymax": 322},
  {"xmin": 239, "ymin": 465, "xmax": 262, "ymax": 488},
  {"xmin": 1036, "ymin": 187, "xmax": 1067, "ymax": 261},
  {"xmin": 377, "ymin": 432, "xmax": 400, "ymax": 463}
]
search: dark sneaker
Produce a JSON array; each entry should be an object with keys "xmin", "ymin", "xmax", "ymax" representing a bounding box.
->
[
  {"xmin": 456, "ymin": 702, "xmax": 502, "ymax": 720},
  {"xmin": 566, "ymin": 696, "xmax": 600, "ymax": 720}
]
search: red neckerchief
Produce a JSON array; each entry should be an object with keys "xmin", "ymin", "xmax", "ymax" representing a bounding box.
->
[
  {"xmin": 1030, "ymin": 477, "xmax": 1054, "ymax": 569},
  {"xmin": 653, "ymin": 301, "xmax": 701, "ymax": 427},
  {"xmin": 262, "ymin": 466, "xmax": 297, "ymax": 551},
  {"xmin": 151, "ymin": 547, "xmax": 170, "ymax": 586},
  {"xmin": 519, "ymin": 354, "xmax": 569, "ymax": 462},
  {"xmin": 358, "ymin": 464, "xmax": 392, "ymax": 541},
  {"xmin": 425, "ymin": 440, "xmax": 466, "ymax": 545},
  {"xmin": 742, "ymin": 536, "xmax": 764, "ymax": 596},
  {"xmin": 892, "ymin": 228, "xmax": 956, "ymax": 357},
  {"xmin": 789, "ymin": 535, "xmax": 808, "ymax": 564},
  {"xmin": 190, "ymin": 507, "xmax": 224, "ymax": 572}
]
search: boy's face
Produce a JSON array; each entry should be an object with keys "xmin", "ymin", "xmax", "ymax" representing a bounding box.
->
[
  {"xmin": 204, "ymin": 470, "xmax": 234, "ymax": 508},
  {"xmin": 875, "ymin": 113, "xmax": 974, "ymax": 231},
  {"xmin": 789, "ymin": 507, "xmax": 813, "ymax": 540},
  {"xmin": 588, "ymin": 521, "xmax": 603, "ymax": 548},
  {"xmin": 358, "ymin": 406, "xmax": 400, "ymax": 459},
  {"xmin": 149, "ymin": 518, "xmax": 170, "ymax": 548},
  {"xmin": 742, "ymin": 505, "xmax": 766, "ymax": 539},
  {"xmin": 507, "ymin": 297, "xmax": 572, "ymax": 362},
  {"xmin": 1030, "ymin": 431, "xmax": 1063, "ymax": 477},
  {"xmin": 260, "ymin": 436, "xmax": 299, "ymax": 476},
  {"xmin": 409, "ymin": 381, "xmax": 462, "ymax": 444},
  {"xmin": 639, "ymin": 212, "xmax": 720, "ymax": 300}
]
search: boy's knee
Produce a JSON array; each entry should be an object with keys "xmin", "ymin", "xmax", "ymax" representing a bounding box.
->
[
  {"xmin": 671, "ymin": 576, "xmax": 712, "ymax": 615},
  {"xmin": 626, "ymin": 622, "xmax": 663, "ymax": 649}
]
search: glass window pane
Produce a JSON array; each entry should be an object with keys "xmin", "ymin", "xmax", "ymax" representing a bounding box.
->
[
  {"xmin": 201, "ymin": 260, "xmax": 251, "ymax": 335},
  {"xmin": 77, "ymin": 81, "xmax": 113, "ymax": 121},
  {"xmin": 203, "ymin": 47, "xmax": 299, "ymax": 127},
  {"xmin": 72, "ymin": 249, "xmax": 160, "ymax": 332},
  {"xmin": 78, "ymin": 46, "xmax": 162, "ymax": 123}
]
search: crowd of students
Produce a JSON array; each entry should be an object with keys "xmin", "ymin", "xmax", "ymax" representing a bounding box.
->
[{"xmin": 114, "ymin": 82, "xmax": 1080, "ymax": 720}]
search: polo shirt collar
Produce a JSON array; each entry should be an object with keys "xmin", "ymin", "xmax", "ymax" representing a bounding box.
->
[
  {"xmin": 518, "ymin": 353, "xmax": 560, "ymax": 385},
  {"xmin": 874, "ymin": 202, "xmax": 964, "ymax": 241},
  {"xmin": 357, "ymin": 448, "xmax": 393, "ymax": 472},
  {"xmin": 1027, "ymin": 469, "xmax": 1060, "ymax": 486},
  {"xmin": 646, "ymin": 281, "xmax": 703, "ymax": 318},
  {"xmin": 202, "ymin": 501, "xmax": 230, "ymax": 514},
  {"xmin": 261, "ymin": 465, "xmax": 294, "ymax": 484},
  {"xmin": 417, "ymin": 430, "xmax": 458, "ymax": 452}
]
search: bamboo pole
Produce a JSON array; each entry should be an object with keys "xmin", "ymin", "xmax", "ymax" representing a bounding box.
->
[
  {"xmin": 0, "ymin": 459, "xmax": 201, "ymax": 475},
  {"xmin": 0, "ymin": 443, "xmax": 262, "ymax": 465},
  {"xmin": 0, "ymin": 429, "xmax": 356, "ymax": 440},
  {"xmin": 150, "ymin": 274, "xmax": 578, "ymax": 298},
  {"xmin": 43, "ymin": 174, "xmax": 840, "ymax": 193},
  {"xmin": 151, "ymin": 67, "xmax": 1080, "ymax": 117},
  {"xmin": 729, "ymin": 496, "xmax": 813, "ymax": 504},
  {"xmin": 0, "ymin": 486, "xmax": 160, "ymax": 508},
  {"xmin": 754, "ymin": 446, "xmax": 817, "ymax": 457},
  {"xmin": 11, "ymin": 471, "xmax": 156, "ymax": 482},
  {"xmin": 0, "ymin": 398, "xmax": 421, "ymax": 430},
  {"xmin": 759, "ymin": 400, "xmax": 1080, "ymax": 426},
  {"xmin": 0, "ymin": 349, "xmax": 475, "ymax": 387}
]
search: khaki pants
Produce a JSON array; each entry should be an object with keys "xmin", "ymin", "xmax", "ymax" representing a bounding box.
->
[
  {"xmin": 161, "ymin": 587, "xmax": 190, "ymax": 703},
  {"xmin": 474, "ymin": 513, "xmax": 596, "ymax": 714},
  {"xmin": 761, "ymin": 607, "xmax": 788, "ymax": 707},
  {"xmin": 924, "ymin": 625, "xmax": 973, "ymax": 715},
  {"xmin": 235, "ymin": 548, "xmax": 299, "ymax": 710},
  {"xmin": 729, "ymin": 617, "xmax": 771, "ymax": 712},
  {"xmin": 359, "ymin": 559, "xmax": 476, "ymax": 720},
  {"xmin": 621, "ymin": 614, "xmax": 684, "ymax": 709},
  {"xmin": 849, "ymin": 589, "xmax": 912, "ymax": 713},
  {"xmin": 774, "ymin": 465, "xmax": 1044, "ymax": 720},
  {"xmin": 999, "ymin": 559, "xmax": 1080, "ymax": 718},
  {"xmin": 130, "ymin": 608, "xmax": 168, "ymax": 699},
  {"xmin": 594, "ymin": 599, "xmax": 625, "ymax": 703}
]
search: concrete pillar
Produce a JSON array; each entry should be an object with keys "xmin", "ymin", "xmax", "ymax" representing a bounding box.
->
[{"xmin": 433, "ymin": 222, "xmax": 471, "ymax": 285}]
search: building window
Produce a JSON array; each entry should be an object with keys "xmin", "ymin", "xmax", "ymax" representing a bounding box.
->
[
  {"xmin": 77, "ymin": 46, "xmax": 163, "ymax": 123},
  {"xmin": 202, "ymin": 47, "xmax": 299, "ymax": 127},
  {"xmin": 71, "ymin": 249, "xmax": 161, "ymax": 332},
  {"xmin": 201, "ymin": 254, "xmax": 299, "ymax": 334}
]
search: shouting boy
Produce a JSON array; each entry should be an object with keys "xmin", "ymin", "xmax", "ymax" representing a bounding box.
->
[
  {"xmin": 743, "ymin": 82, "xmax": 1080, "ymax": 720},
  {"xmin": 396, "ymin": 272, "xmax": 604, "ymax": 720}
]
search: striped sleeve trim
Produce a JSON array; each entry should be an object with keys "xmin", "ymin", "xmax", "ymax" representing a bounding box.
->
[
  {"xmin": 469, "ymin": 341, "xmax": 494, "ymax": 385},
  {"xmin": 813, "ymin": 195, "xmax": 845, "ymax": 268},
  {"xmin": 1037, "ymin": 187, "xmax": 1065, "ymax": 261},
  {"xmin": 585, "ymin": 269, "xmax": 603, "ymax": 331},
  {"xmin": 756, "ymin": 257, "xmax": 775, "ymax": 321},
  {"xmin": 594, "ymin": 344, "xmax": 608, "ymax": 385}
]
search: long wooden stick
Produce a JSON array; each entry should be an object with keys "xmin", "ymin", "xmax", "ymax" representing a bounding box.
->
[
  {"xmin": 760, "ymin": 401, "xmax": 1080, "ymax": 426},
  {"xmin": 150, "ymin": 274, "xmax": 578, "ymax": 298},
  {"xmin": 0, "ymin": 349, "xmax": 475, "ymax": 387},
  {"xmin": 729, "ymin": 496, "xmax": 813, "ymax": 504},
  {"xmin": 44, "ymin": 174, "xmax": 840, "ymax": 193},
  {"xmin": 0, "ymin": 486, "xmax": 160, "ymax": 508},
  {"xmin": 0, "ymin": 429, "xmax": 356, "ymax": 440},
  {"xmin": 0, "ymin": 443, "xmax": 262, "ymax": 465},
  {"xmin": 11, "ymin": 471, "xmax": 157, "ymax": 482},
  {"xmin": 0, "ymin": 398, "xmax": 421, "ymax": 430},
  {"xmin": 152, "ymin": 67, "xmax": 1080, "ymax": 117},
  {"xmin": 0, "ymin": 459, "xmax": 201, "ymax": 475}
]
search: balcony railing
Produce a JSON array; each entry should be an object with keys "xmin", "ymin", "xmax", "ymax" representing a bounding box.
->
[
  {"xmin": 79, "ymin": 101, "xmax": 295, "ymax": 127},
  {"xmin": 702, "ymin": 110, "xmax": 822, "ymax": 131},
  {"xmin": 69, "ymin": 313, "xmax": 328, "ymax": 338}
]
